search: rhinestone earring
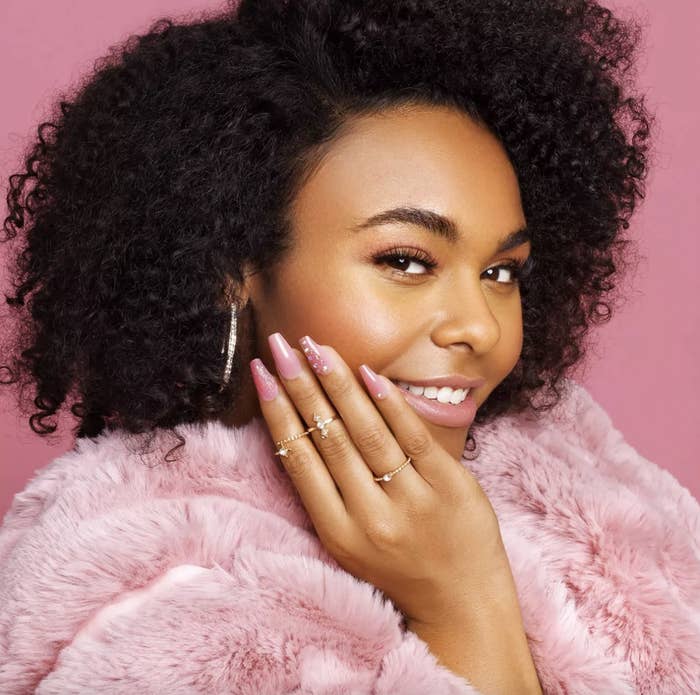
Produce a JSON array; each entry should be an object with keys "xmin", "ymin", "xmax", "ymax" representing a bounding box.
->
[{"xmin": 220, "ymin": 302, "xmax": 238, "ymax": 386}]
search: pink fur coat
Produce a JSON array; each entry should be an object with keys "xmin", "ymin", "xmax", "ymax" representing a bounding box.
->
[{"xmin": 1, "ymin": 378, "xmax": 699, "ymax": 694}]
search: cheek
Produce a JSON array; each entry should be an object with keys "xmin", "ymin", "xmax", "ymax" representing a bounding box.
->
[
  {"xmin": 498, "ymin": 299, "xmax": 524, "ymax": 369},
  {"xmin": 269, "ymin": 261, "xmax": 407, "ymax": 369},
  {"xmin": 306, "ymin": 285, "xmax": 404, "ymax": 367}
]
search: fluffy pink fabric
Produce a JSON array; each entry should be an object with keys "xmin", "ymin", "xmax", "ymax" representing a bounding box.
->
[{"xmin": 0, "ymin": 378, "xmax": 698, "ymax": 693}]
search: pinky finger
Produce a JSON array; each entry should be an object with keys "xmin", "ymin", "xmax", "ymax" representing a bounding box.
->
[{"xmin": 358, "ymin": 364, "xmax": 460, "ymax": 490}]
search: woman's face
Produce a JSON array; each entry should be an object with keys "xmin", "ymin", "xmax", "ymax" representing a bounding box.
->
[{"xmin": 236, "ymin": 104, "xmax": 531, "ymax": 461}]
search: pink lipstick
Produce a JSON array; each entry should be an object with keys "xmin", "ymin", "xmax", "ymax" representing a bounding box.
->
[
  {"xmin": 389, "ymin": 374, "xmax": 485, "ymax": 428},
  {"xmin": 397, "ymin": 387, "xmax": 478, "ymax": 428}
]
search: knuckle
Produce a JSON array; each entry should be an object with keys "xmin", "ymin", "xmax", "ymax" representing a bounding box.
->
[
  {"xmin": 280, "ymin": 448, "xmax": 311, "ymax": 480},
  {"xmin": 318, "ymin": 430, "xmax": 353, "ymax": 461},
  {"xmin": 354, "ymin": 426, "xmax": 387, "ymax": 456},
  {"xmin": 328, "ymin": 373, "xmax": 354, "ymax": 399},
  {"xmin": 402, "ymin": 430, "xmax": 434, "ymax": 459},
  {"xmin": 364, "ymin": 516, "xmax": 400, "ymax": 550},
  {"xmin": 319, "ymin": 524, "xmax": 356, "ymax": 564},
  {"xmin": 293, "ymin": 386, "xmax": 320, "ymax": 410}
]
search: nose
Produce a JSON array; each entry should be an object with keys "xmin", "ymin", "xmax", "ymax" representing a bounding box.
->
[{"xmin": 430, "ymin": 276, "xmax": 501, "ymax": 354}]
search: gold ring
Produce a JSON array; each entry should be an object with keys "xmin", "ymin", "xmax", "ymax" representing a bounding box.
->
[
  {"xmin": 274, "ymin": 427, "xmax": 314, "ymax": 457},
  {"xmin": 310, "ymin": 412, "xmax": 336, "ymax": 439},
  {"xmin": 275, "ymin": 413, "xmax": 338, "ymax": 457},
  {"xmin": 373, "ymin": 455, "xmax": 412, "ymax": 482}
]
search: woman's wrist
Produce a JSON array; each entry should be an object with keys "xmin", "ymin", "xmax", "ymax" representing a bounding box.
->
[
  {"xmin": 407, "ymin": 571, "xmax": 542, "ymax": 695},
  {"xmin": 408, "ymin": 616, "xmax": 542, "ymax": 695}
]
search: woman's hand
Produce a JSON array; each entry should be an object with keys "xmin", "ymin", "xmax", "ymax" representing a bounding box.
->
[{"xmin": 249, "ymin": 332, "xmax": 512, "ymax": 627}]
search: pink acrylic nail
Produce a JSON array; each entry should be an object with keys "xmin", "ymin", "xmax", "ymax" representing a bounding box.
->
[
  {"xmin": 359, "ymin": 364, "xmax": 390, "ymax": 399},
  {"xmin": 250, "ymin": 359, "xmax": 279, "ymax": 401},
  {"xmin": 299, "ymin": 336, "xmax": 335, "ymax": 376},
  {"xmin": 268, "ymin": 333, "xmax": 302, "ymax": 379}
]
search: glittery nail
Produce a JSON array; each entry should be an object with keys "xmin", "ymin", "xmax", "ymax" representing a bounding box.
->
[
  {"xmin": 250, "ymin": 358, "xmax": 279, "ymax": 401},
  {"xmin": 299, "ymin": 335, "xmax": 335, "ymax": 376}
]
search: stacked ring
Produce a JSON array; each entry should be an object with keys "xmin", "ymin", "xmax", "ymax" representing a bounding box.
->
[
  {"xmin": 275, "ymin": 412, "xmax": 337, "ymax": 457},
  {"xmin": 274, "ymin": 413, "xmax": 412, "ymax": 485},
  {"xmin": 274, "ymin": 427, "xmax": 314, "ymax": 457}
]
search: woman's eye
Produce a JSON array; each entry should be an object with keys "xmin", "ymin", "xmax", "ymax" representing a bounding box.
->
[
  {"xmin": 387, "ymin": 255, "xmax": 429, "ymax": 274},
  {"xmin": 484, "ymin": 265, "xmax": 515, "ymax": 283},
  {"xmin": 483, "ymin": 259, "xmax": 528, "ymax": 284},
  {"xmin": 374, "ymin": 248, "xmax": 437, "ymax": 276}
]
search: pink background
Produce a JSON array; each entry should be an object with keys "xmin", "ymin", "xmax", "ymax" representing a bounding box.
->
[{"xmin": 1, "ymin": 0, "xmax": 698, "ymax": 516}]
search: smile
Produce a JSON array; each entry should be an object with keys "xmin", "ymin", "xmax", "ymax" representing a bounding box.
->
[{"xmin": 393, "ymin": 381, "xmax": 470, "ymax": 405}]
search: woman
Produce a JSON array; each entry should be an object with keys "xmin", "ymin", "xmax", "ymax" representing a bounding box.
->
[{"xmin": 1, "ymin": 0, "xmax": 698, "ymax": 693}]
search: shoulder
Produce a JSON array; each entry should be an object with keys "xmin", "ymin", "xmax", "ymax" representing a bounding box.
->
[
  {"xmin": 468, "ymin": 378, "xmax": 700, "ymax": 694},
  {"xmin": 0, "ymin": 420, "xmax": 310, "ymax": 690},
  {"xmin": 473, "ymin": 377, "xmax": 698, "ymax": 525},
  {"xmin": 0, "ymin": 420, "xmax": 477, "ymax": 694},
  {"xmin": 0, "ymin": 418, "xmax": 326, "ymax": 599}
]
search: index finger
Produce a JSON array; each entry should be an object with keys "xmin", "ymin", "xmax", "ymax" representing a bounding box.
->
[{"xmin": 249, "ymin": 357, "xmax": 354, "ymax": 545}]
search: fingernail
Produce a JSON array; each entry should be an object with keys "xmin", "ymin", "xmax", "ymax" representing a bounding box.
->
[
  {"xmin": 359, "ymin": 364, "xmax": 390, "ymax": 399},
  {"xmin": 250, "ymin": 359, "xmax": 279, "ymax": 401},
  {"xmin": 299, "ymin": 335, "xmax": 335, "ymax": 376},
  {"xmin": 268, "ymin": 333, "xmax": 303, "ymax": 379}
]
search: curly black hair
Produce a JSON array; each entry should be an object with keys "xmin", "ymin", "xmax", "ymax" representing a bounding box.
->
[{"xmin": 1, "ymin": 0, "xmax": 653, "ymax": 448}]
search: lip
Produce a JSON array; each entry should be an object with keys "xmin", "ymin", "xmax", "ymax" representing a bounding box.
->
[
  {"xmin": 396, "ymin": 387, "xmax": 479, "ymax": 428},
  {"xmin": 387, "ymin": 374, "xmax": 485, "ymax": 429},
  {"xmin": 390, "ymin": 374, "xmax": 486, "ymax": 390}
]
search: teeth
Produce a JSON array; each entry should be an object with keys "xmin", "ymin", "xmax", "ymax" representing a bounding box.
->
[
  {"xmin": 396, "ymin": 381, "xmax": 470, "ymax": 404},
  {"xmin": 449, "ymin": 389, "xmax": 464, "ymax": 405}
]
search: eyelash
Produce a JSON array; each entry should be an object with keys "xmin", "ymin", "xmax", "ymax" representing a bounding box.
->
[{"xmin": 373, "ymin": 246, "xmax": 531, "ymax": 284}]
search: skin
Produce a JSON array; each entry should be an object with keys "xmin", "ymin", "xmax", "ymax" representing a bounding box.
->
[{"xmin": 224, "ymin": 102, "xmax": 532, "ymax": 462}]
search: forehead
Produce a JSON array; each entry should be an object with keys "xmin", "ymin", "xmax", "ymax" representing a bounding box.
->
[{"xmin": 290, "ymin": 104, "xmax": 526, "ymax": 247}]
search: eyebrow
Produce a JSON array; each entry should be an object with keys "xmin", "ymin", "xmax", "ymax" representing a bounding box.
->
[{"xmin": 350, "ymin": 206, "xmax": 531, "ymax": 252}]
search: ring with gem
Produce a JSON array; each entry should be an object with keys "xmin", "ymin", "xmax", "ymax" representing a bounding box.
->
[
  {"xmin": 274, "ymin": 427, "xmax": 314, "ymax": 457},
  {"xmin": 373, "ymin": 455, "xmax": 412, "ymax": 482},
  {"xmin": 274, "ymin": 413, "xmax": 338, "ymax": 457},
  {"xmin": 311, "ymin": 412, "xmax": 336, "ymax": 439}
]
